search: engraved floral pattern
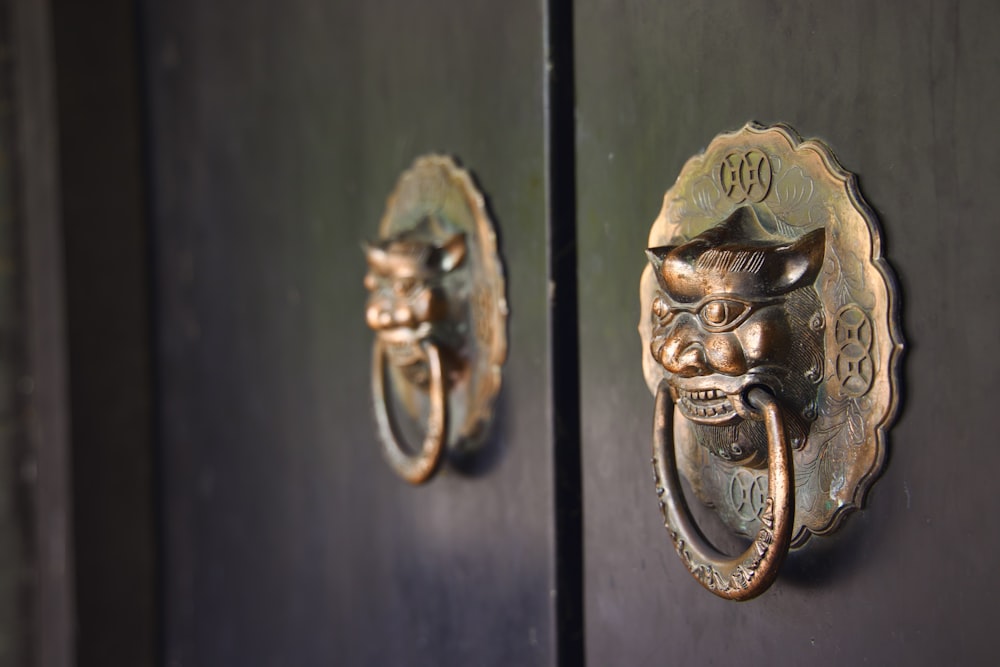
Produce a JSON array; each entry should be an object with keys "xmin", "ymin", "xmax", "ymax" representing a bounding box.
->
[{"xmin": 641, "ymin": 123, "xmax": 902, "ymax": 548}]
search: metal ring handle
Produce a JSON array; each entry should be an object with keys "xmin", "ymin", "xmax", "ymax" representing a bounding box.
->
[
  {"xmin": 372, "ymin": 338, "xmax": 447, "ymax": 484},
  {"xmin": 652, "ymin": 380, "xmax": 793, "ymax": 600}
]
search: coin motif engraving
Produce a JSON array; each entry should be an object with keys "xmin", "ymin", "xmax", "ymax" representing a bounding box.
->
[
  {"xmin": 720, "ymin": 150, "xmax": 772, "ymax": 203},
  {"xmin": 834, "ymin": 305, "xmax": 874, "ymax": 398},
  {"xmin": 729, "ymin": 469, "xmax": 768, "ymax": 522}
]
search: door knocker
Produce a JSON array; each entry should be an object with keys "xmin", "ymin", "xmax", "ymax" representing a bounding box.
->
[
  {"xmin": 638, "ymin": 123, "xmax": 903, "ymax": 599},
  {"xmin": 364, "ymin": 155, "xmax": 507, "ymax": 484}
]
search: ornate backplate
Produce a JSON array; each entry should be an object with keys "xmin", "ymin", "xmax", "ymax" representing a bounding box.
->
[
  {"xmin": 369, "ymin": 155, "xmax": 507, "ymax": 461},
  {"xmin": 639, "ymin": 123, "xmax": 903, "ymax": 546}
]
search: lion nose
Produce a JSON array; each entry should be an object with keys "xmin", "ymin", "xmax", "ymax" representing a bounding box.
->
[
  {"xmin": 661, "ymin": 340, "xmax": 710, "ymax": 378},
  {"xmin": 366, "ymin": 301, "xmax": 393, "ymax": 330},
  {"xmin": 658, "ymin": 318, "xmax": 710, "ymax": 377}
]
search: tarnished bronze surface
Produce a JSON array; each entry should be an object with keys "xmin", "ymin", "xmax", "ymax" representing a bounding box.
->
[
  {"xmin": 365, "ymin": 155, "xmax": 508, "ymax": 484},
  {"xmin": 654, "ymin": 384, "xmax": 793, "ymax": 600},
  {"xmin": 639, "ymin": 122, "xmax": 903, "ymax": 598}
]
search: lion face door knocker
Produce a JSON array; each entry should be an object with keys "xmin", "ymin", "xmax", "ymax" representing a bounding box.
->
[
  {"xmin": 364, "ymin": 155, "xmax": 507, "ymax": 484},
  {"xmin": 639, "ymin": 123, "xmax": 903, "ymax": 600}
]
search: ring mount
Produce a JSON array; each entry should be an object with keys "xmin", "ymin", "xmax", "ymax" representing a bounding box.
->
[
  {"xmin": 364, "ymin": 155, "xmax": 508, "ymax": 483},
  {"xmin": 640, "ymin": 122, "xmax": 903, "ymax": 597},
  {"xmin": 372, "ymin": 339, "xmax": 447, "ymax": 484}
]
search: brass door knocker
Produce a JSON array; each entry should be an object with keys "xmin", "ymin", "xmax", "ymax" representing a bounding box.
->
[
  {"xmin": 364, "ymin": 155, "xmax": 507, "ymax": 484},
  {"xmin": 639, "ymin": 123, "xmax": 903, "ymax": 599}
]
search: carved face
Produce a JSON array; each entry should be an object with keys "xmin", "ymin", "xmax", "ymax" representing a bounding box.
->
[
  {"xmin": 365, "ymin": 231, "xmax": 466, "ymax": 377},
  {"xmin": 647, "ymin": 207, "xmax": 826, "ymax": 467}
]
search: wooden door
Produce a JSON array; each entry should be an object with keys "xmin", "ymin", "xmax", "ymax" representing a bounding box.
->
[
  {"xmin": 142, "ymin": 1, "xmax": 570, "ymax": 665},
  {"xmin": 56, "ymin": 1, "xmax": 999, "ymax": 665},
  {"xmin": 576, "ymin": 2, "xmax": 1000, "ymax": 664}
]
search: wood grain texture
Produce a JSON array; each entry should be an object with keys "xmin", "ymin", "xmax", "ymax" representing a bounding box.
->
[
  {"xmin": 142, "ymin": 1, "xmax": 557, "ymax": 664},
  {"xmin": 7, "ymin": 0, "xmax": 75, "ymax": 665},
  {"xmin": 575, "ymin": 1, "xmax": 1000, "ymax": 664},
  {"xmin": 0, "ymin": 2, "xmax": 31, "ymax": 663}
]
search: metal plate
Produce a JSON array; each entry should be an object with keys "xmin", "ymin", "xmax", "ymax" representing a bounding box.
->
[
  {"xmin": 639, "ymin": 122, "xmax": 903, "ymax": 546},
  {"xmin": 373, "ymin": 155, "xmax": 508, "ymax": 460}
]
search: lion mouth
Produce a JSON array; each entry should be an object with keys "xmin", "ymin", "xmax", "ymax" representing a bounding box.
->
[
  {"xmin": 667, "ymin": 369, "xmax": 784, "ymax": 425},
  {"xmin": 377, "ymin": 323, "xmax": 430, "ymax": 343},
  {"xmin": 378, "ymin": 324, "xmax": 431, "ymax": 367},
  {"xmin": 674, "ymin": 386, "xmax": 740, "ymax": 424}
]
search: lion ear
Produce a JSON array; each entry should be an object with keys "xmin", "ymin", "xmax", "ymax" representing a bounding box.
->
[
  {"xmin": 364, "ymin": 241, "xmax": 390, "ymax": 271},
  {"xmin": 436, "ymin": 233, "xmax": 467, "ymax": 272},
  {"xmin": 646, "ymin": 246, "xmax": 675, "ymax": 289},
  {"xmin": 772, "ymin": 228, "xmax": 826, "ymax": 293}
]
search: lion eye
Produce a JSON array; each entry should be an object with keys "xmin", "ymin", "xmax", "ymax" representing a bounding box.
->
[
  {"xmin": 698, "ymin": 299, "xmax": 749, "ymax": 330},
  {"xmin": 651, "ymin": 296, "xmax": 673, "ymax": 321}
]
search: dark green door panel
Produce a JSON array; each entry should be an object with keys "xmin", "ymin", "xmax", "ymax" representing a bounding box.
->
[
  {"xmin": 143, "ymin": 1, "xmax": 557, "ymax": 664},
  {"xmin": 136, "ymin": 1, "xmax": 1000, "ymax": 664},
  {"xmin": 575, "ymin": 2, "xmax": 1000, "ymax": 664}
]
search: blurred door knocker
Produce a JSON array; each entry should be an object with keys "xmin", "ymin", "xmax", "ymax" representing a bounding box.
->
[
  {"xmin": 364, "ymin": 155, "xmax": 507, "ymax": 484},
  {"xmin": 638, "ymin": 123, "xmax": 903, "ymax": 599}
]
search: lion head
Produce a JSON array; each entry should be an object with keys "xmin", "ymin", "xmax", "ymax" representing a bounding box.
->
[
  {"xmin": 364, "ymin": 228, "xmax": 467, "ymax": 386},
  {"xmin": 647, "ymin": 206, "xmax": 826, "ymax": 467}
]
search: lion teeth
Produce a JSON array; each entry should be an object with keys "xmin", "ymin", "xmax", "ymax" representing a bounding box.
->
[
  {"xmin": 678, "ymin": 392, "xmax": 734, "ymax": 420},
  {"xmin": 680, "ymin": 388, "xmax": 726, "ymax": 401}
]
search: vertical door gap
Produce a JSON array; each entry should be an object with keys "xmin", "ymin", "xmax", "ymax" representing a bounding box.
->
[{"xmin": 544, "ymin": 0, "xmax": 584, "ymax": 665}]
